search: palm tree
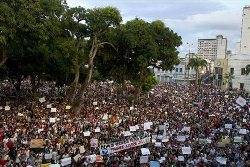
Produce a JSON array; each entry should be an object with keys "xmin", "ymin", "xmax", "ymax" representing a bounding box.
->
[{"xmin": 188, "ymin": 57, "xmax": 207, "ymax": 86}]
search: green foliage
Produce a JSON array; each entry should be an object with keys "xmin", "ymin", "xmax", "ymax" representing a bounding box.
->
[
  {"xmin": 142, "ymin": 74, "xmax": 158, "ymax": 93},
  {"xmin": 188, "ymin": 57, "xmax": 207, "ymax": 70}
]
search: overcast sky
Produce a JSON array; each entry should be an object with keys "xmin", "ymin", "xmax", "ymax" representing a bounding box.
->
[{"xmin": 66, "ymin": 0, "xmax": 250, "ymax": 55}]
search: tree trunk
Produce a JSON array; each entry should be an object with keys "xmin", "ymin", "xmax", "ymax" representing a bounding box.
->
[
  {"xmin": 70, "ymin": 65, "xmax": 80, "ymax": 102},
  {"xmin": 0, "ymin": 49, "xmax": 7, "ymax": 67},
  {"xmin": 195, "ymin": 68, "xmax": 199, "ymax": 86},
  {"xmin": 73, "ymin": 36, "xmax": 98, "ymax": 112}
]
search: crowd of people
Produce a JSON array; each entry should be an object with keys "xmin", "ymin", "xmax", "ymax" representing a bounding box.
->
[{"xmin": 0, "ymin": 80, "xmax": 249, "ymax": 167}]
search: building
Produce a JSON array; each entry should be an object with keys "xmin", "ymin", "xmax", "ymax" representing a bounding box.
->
[
  {"xmin": 153, "ymin": 54, "xmax": 196, "ymax": 83},
  {"xmin": 198, "ymin": 35, "xmax": 227, "ymax": 61},
  {"xmin": 228, "ymin": 6, "xmax": 250, "ymax": 92}
]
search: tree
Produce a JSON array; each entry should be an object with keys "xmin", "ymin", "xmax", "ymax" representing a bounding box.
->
[
  {"xmin": 96, "ymin": 19, "xmax": 181, "ymax": 97},
  {"xmin": 71, "ymin": 6, "xmax": 122, "ymax": 110},
  {"xmin": 188, "ymin": 57, "xmax": 207, "ymax": 85},
  {"xmin": 0, "ymin": 0, "xmax": 67, "ymax": 92}
]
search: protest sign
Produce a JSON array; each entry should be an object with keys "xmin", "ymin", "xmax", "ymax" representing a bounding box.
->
[
  {"xmin": 225, "ymin": 124, "xmax": 232, "ymax": 129},
  {"xmin": 182, "ymin": 146, "xmax": 191, "ymax": 155},
  {"xmin": 177, "ymin": 135, "xmax": 186, "ymax": 142},
  {"xmin": 94, "ymin": 127, "xmax": 101, "ymax": 133},
  {"xmin": 234, "ymin": 136, "xmax": 242, "ymax": 143},
  {"xmin": 51, "ymin": 108, "xmax": 57, "ymax": 113},
  {"xmin": 93, "ymin": 102, "xmax": 98, "ymax": 106},
  {"xmin": 49, "ymin": 165, "xmax": 60, "ymax": 167},
  {"xmin": 140, "ymin": 156, "xmax": 148, "ymax": 164},
  {"xmin": 141, "ymin": 148, "xmax": 150, "ymax": 155},
  {"xmin": 66, "ymin": 106, "xmax": 71, "ymax": 110},
  {"xmin": 5, "ymin": 106, "xmax": 10, "ymax": 111},
  {"xmin": 155, "ymin": 142, "xmax": 162, "ymax": 147},
  {"xmin": 129, "ymin": 126, "xmax": 137, "ymax": 132},
  {"xmin": 144, "ymin": 122, "xmax": 153, "ymax": 130},
  {"xmin": 90, "ymin": 138, "xmax": 98, "ymax": 148},
  {"xmin": 178, "ymin": 156, "xmax": 185, "ymax": 161},
  {"xmin": 46, "ymin": 104, "xmax": 52, "ymax": 108},
  {"xmin": 216, "ymin": 157, "xmax": 227, "ymax": 165},
  {"xmin": 39, "ymin": 97, "xmax": 46, "ymax": 103},
  {"xmin": 74, "ymin": 154, "xmax": 81, "ymax": 162},
  {"xmin": 100, "ymin": 137, "xmax": 151, "ymax": 155},
  {"xmin": 45, "ymin": 154, "xmax": 52, "ymax": 160},
  {"xmin": 30, "ymin": 139, "xmax": 44, "ymax": 148},
  {"xmin": 236, "ymin": 96, "xmax": 246, "ymax": 107},
  {"xmin": 150, "ymin": 161, "xmax": 160, "ymax": 167},
  {"xmin": 123, "ymin": 131, "xmax": 132, "ymax": 136},
  {"xmin": 61, "ymin": 157, "xmax": 71, "ymax": 166},
  {"xmin": 79, "ymin": 146, "xmax": 85, "ymax": 153},
  {"xmin": 84, "ymin": 131, "xmax": 91, "ymax": 137},
  {"xmin": 49, "ymin": 118, "xmax": 56, "ymax": 123},
  {"xmin": 239, "ymin": 129, "xmax": 247, "ymax": 135}
]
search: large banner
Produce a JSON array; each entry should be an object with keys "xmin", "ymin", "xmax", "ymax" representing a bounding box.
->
[{"xmin": 100, "ymin": 137, "xmax": 151, "ymax": 155}]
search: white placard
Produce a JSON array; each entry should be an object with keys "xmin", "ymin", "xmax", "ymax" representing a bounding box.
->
[
  {"xmin": 140, "ymin": 156, "xmax": 148, "ymax": 164},
  {"xmin": 239, "ymin": 129, "xmax": 247, "ymax": 135},
  {"xmin": 225, "ymin": 124, "xmax": 232, "ymax": 129},
  {"xmin": 5, "ymin": 106, "xmax": 10, "ymax": 111},
  {"xmin": 47, "ymin": 104, "xmax": 52, "ymax": 108},
  {"xmin": 162, "ymin": 137, "xmax": 169, "ymax": 143},
  {"xmin": 39, "ymin": 97, "xmax": 46, "ymax": 103},
  {"xmin": 66, "ymin": 105, "xmax": 71, "ymax": 110},
  {"xmin": 178, "ymin": 156, "xmax": 185, "ymax": 161},
  {"xmin": 93, "ymin": 102, "xmax": 98, "ymax": 106},
  {"xmin": 74, "ymin": 154, "xmax": 81, "ymax": 162},
  {"xmin": 79, "ymin": 146, "xmax": 85, "ymax": 153},
  {"xmin": 135, "ymin": 125, "xmax": 140, "ymax": 130},
  {"xmin": 51, "ymin": 108, "xmax": 57, "ymax": 113},
  {"xmin": 177, "ymin": 135, "xmax": 186, "ymax": 142},
  {"xmin": 49, "ymin": 164, "xmax": 60, "ymax": 167},
  {"xmin": 94, "ymin": 127, "xmax": 101, "ymax": 133},
  {"xmin": 141, "ymin": 148, "xmax": 150, "ymax": 155},
  {"xmin": 243, "ymin": 118, "xmax": 247, "ymax": 123},
  {"xmin": 61, "ymin": 157, "xmax": 71, "ymax": 166},
  {"xmin": 83, "ymin": 131, "xmax": 91, "ymax": 137},
  {"xmin": 102, "ymin": 114, "xmax": 108, "ymax": 120},
  {"xmin": 123, "ymin": 131, "xmax": 132, "ymax": 137},
  {"xmin": 90, "ymin": 138, "xmax": 98, "ymax": 148},
  {"xmin": 155, "ymin": 142, "xmax": 162, "ymax": 147},
  {"xmin": 18, "ymin": 113, "xmax": 24, "ymax": 117},
  {"xmin": 182, "ymin": 146, "xmax": 192, "ymax": 155},
  {"xmin": 49, "ymin": 118, "xmax": 56, "ymax": 123},
  {"xmin": 45, "ymin": 153, "xmax": 52, "ymax": 159},
  {"xmin": 38, "ymin": 129, "xmax": 44, "ymax": 133},
  {"xmin": 129, "ymin": 126, "xmax": 137, "ymax": 132},
  {"xmin": 216, "ymin": 157, "xmax": 227, "ymax": 165},
  {"xmin": 182, "ymin": 126, "xmax": 191, "ymax": 132},
  {"xmin": 129, "ymin": 106, "xmax": 134, "ymax": 110},
  {"xmin": 144, "ymin": 122, "xmax": 152, "ymax": 130},
  {"xmin": 234, "ymin": 136, "xmax": 242, "ymax": 143},
  {"xmin": 236, "ymin": 96, "xmax": 246, "ymax": 107}
]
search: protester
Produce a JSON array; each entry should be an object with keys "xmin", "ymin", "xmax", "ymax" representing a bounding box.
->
[{"xmin": 0, "ymin": 80, "xmax": 249, "ymax": 167}]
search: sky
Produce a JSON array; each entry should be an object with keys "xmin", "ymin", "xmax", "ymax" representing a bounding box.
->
[{"xmin": 66, "ymin": 0, "xmax": 250, "ymax": 55}]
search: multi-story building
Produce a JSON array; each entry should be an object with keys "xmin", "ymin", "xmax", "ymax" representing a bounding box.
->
[
  {"xmin": 198, "ymin": 35, "xmax": 227, "ymax": 61},
  {"xmin": 228, "ymin": 6, "xmax": 250, "ymax": 92}
]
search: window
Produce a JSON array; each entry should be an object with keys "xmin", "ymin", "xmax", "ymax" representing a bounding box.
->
[
  {"xmin": 240, "ymin": 83, "xmax": 244, "ymax": 90},
  {"xmin": 230, "ymin": 68, "xmax": 234, "ymax": 75},
  {"xmin": 175, "ymin": 68, "xmax": 178, "ymax": 72},
  {"xmin": 180, "ymin": 68, "xmax": 183, "ymax": 73},
  {"xmin": 241, "ymin": 68, "xmax": 246, "ymax": 75}
]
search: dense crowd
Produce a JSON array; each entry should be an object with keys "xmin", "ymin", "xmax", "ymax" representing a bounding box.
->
[{"xmin": 0, "ymin": 80, "xmax": 249, "ymax": 167}]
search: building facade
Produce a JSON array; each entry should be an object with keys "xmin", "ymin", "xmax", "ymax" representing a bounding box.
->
[
  {"xmin": 198, "ymin": 35, "xmax": 227, "ymax": 61},
  {"xmin": 228, "ymin": 6, "xmax": 250, "ymax": 92},
  {"xmin": 153, "ymin": 55, "xmax": 196, "ymax": 83}
]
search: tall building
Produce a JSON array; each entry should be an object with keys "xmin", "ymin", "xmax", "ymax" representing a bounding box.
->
[
  {"xmin": 228, "ymin": 6, "xmax": 250, "ymax": 92},
  {"xmin": 198, "ymin": 35, "xmax": 227, "ymax": 60}
]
